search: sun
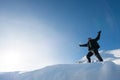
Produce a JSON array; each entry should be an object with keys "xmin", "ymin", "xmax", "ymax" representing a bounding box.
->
[
  {"xmin": 0, "ymin": 52, "xmax": 24, "ymax": 72},
  {"xmin": 3, "ymin": 53, "xmax": 21, "ymax": 65}
]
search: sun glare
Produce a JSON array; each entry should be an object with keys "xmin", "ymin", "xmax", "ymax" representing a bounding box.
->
[{"xmin": 0, "ymin": 52, "xmax": 23, "ymax": 72}]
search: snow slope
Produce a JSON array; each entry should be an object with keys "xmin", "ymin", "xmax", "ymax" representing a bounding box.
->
[
  {"xmin": 19, "ymin": 62, "xmax": 120, "ymax": 80},
  {"xmin": 0, "ymin": 49, "xmax": 120, "ymax": 80}
]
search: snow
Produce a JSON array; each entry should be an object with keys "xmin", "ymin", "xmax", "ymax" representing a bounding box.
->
[{"xmin": 0, "ymin": 49, "xmax": 120, "ymax": 80}]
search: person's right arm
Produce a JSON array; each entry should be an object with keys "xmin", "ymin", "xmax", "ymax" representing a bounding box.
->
[{"xmin": 79, "ymin": 43, "xmax": 88, "ymax": 47}]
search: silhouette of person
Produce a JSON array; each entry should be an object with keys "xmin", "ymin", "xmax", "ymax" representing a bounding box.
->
[{"xmin": 79, "ymin": 31, "xmax": 103, "ymax": 63}]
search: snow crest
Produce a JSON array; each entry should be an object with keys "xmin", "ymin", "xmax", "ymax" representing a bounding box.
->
[
  {"xmin": 0, "ymin": 62, "xmax": 120, "ymax": 80},
  {"xmin": 0, "ymin": 49, "xmax": 120, "ymax": 80}
]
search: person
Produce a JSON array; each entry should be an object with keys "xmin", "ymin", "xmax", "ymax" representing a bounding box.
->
[{"xmin": 79, "ymin": 31, "xmax": 103, "ymax": 63}]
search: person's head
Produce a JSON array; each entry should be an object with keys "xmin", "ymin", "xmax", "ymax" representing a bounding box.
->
[{"xmin": 88, "ymin": 37, "xmax": 92, "ymax": 41}]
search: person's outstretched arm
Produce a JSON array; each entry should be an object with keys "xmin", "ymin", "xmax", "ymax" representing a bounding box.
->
[
  {"xmin": 79, "ymin": 43, "xmax": 88, "ymax": 47},
  {"xmin": 95, "ymin": 31, "xmax": 101, "ymax": 41}
]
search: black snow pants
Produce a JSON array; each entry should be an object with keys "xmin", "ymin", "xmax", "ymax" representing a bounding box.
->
[{"xmin": 86, "ymin": 49, "xmax": 103, "ymax": 63}]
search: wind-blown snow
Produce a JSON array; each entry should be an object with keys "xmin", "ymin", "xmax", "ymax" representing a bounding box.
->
[
  {"xmin": 0, "ymin": 49, "xmax": 120, "ymax": 80},
  {"xmin": 79, "ymin": 49, "xmax": 120, "ymax": 65}
]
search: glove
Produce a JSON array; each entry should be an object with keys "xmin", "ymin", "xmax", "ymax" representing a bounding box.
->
[
  {"xmin": 79, "ymin": 44, "xmax": 82, "ymax": 47},
  {"xmin": 98, "ymin": 31, "xmax": 101, "ymax": 33}
]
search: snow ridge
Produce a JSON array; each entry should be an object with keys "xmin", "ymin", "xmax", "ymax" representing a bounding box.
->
[
  {"xmin": 0, "ymin": 61, "xmax": 120, "ymax": 80},
  {"xmin": 0, "ymin": 49, "xmax": 120, "ymax": 80}
]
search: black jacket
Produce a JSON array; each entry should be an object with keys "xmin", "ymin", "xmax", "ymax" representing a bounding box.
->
[{"xmin": 80, "ymin": 32, "xmax": 101, "ymax": 51}]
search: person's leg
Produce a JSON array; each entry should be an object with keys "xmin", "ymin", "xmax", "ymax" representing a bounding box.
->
[
  {"xmin": 86, "ymin": 51, "xmax": 93, "ymax": 63},
  {"xmin": 94, "ymin": 50, "xmax": 103, "ymax": 62}
]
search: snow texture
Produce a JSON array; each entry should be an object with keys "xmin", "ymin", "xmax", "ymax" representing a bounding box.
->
[{"xmin": 0, "ymin": 49, "xmax": 120, "ymax": 80}]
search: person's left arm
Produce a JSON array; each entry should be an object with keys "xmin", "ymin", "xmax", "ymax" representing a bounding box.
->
[{"xmin": 95, "ymin": 31, "xmax": 101, "ymax": 41}]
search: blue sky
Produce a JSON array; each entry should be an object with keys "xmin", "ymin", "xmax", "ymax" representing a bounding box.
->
[{"xmin": 0, "ymin": 0, "xmax": 120, "ymax": 72}]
